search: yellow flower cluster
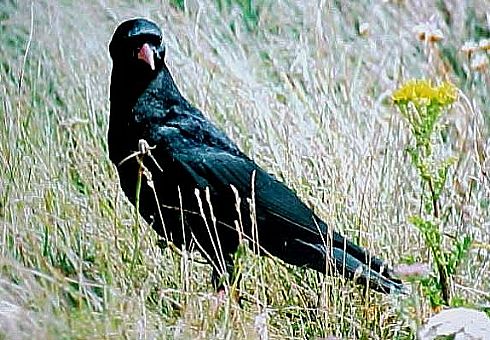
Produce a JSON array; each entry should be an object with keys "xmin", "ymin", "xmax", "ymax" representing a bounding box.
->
[{"xmin": 392, "ymin": 79, "xmax": 457, "ymax": 107}]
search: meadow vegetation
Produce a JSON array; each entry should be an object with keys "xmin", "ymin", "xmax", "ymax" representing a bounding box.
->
[{"xmin": 0, "ymin": 0, "xmax": 489, "ymax": 338}]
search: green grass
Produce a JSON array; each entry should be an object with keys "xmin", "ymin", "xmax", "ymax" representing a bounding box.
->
[{"xmin": 1, "ymin": 0, "xmax": 489, "ymax": 338}]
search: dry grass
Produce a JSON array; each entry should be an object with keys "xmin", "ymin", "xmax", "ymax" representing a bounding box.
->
[{"xmin": 0, "ymin": 0, "xmax": 489, "ymax": 338}]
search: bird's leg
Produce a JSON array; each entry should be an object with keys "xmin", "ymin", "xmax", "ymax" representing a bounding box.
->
[
  {"xmin": 209, "ymin": 268, "xmax": 228, "ymax": 313},
  {"xmin": 211, "ymin": 262, "xmax": 243, "ymax": 309},
  {"xmin": 211, "ymin": 268, "xmax": 227, "ymax": 304}
]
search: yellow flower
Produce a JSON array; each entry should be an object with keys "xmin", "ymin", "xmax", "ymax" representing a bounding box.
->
[
  {"xmin": 392, "ymin": 79, "xmax": 457, "ymax": 107},
  {"xmin": 436, "ymin": 82, "xmax": 458, "ymax": 105}
]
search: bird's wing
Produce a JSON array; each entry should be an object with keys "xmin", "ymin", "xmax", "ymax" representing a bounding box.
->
[
  {"xmin": 142, "ymin": 109, "xmax": 321, "ymax": 236},
  {"xmin": 173, "ymin": 148, "xmax": 325, "ymax": 239}
]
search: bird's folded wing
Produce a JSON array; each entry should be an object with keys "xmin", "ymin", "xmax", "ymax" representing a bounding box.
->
[{"xmin": 175, "ymin": 149, "xmax": 324, "ymax": 238}]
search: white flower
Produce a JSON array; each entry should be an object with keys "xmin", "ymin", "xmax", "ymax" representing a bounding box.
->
[
  {"xmin": 471, "ymin": 53, "xmax": 489, "ymax": 72},
  {"xmin": 479, "ymin": 38, "xmax": 490, "ymax": 51},
  {"xmin": 359, "ymin": 22, "xmax": 370, "ymax": 37},
  {"xmin": 461, "ymin": 41, "xmax": 478, "ymax": 55},
  {"xmin": 413, "ymin": 23, "xmax": 443, "ymax": 43}
]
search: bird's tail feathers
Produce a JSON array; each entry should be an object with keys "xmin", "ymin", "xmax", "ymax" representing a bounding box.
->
[
  {"xmin": 331, "ymin": 247, "xmax": 406, "ymax": 294},
  {"xmin": 289, "ymin": 239, "xmax": 406, "ymax": 294}
]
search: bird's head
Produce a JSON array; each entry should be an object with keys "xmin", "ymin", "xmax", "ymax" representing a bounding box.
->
[{"xmin": 109, "ymin": 18, "xmax": 165, "ymax": 73}]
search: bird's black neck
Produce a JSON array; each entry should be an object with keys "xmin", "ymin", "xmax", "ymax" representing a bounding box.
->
[
  {"xmin": 108, "ymin": 63, "xmax": 188, "ymax": 164},
  {"xmin": 110, "ymin": 63, "xmax": 186, "ymax": 113}
]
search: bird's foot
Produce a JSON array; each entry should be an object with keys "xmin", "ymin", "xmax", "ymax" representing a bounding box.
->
[{"xmin": 210, "ymin": 286, "xmax": 242, "ymax": 313}]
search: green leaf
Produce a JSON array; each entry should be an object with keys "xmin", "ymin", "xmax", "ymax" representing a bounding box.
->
[{"xmin": 447, "ymin": 235, "xmax": 472, "ymax": 275}]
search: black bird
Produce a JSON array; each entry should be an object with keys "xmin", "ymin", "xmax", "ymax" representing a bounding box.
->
[{"xmin": 108, "ymin": 18, "xmax": 404, "ymax": 294}]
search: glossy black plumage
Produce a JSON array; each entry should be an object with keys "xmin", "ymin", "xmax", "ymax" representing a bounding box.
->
[{"xmin": 108, "ymin": 18, "xmax": 404, "ymax": 294}]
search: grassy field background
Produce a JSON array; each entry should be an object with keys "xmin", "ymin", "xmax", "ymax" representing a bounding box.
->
[{"xmin": 1, "ymin": 0, "xmax": 489, "ymax": 338}]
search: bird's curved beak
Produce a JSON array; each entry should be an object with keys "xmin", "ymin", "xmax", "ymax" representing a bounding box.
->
[{"xmin": 138, "ymin": 43, "xmax": 155, "ymax": 70}]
